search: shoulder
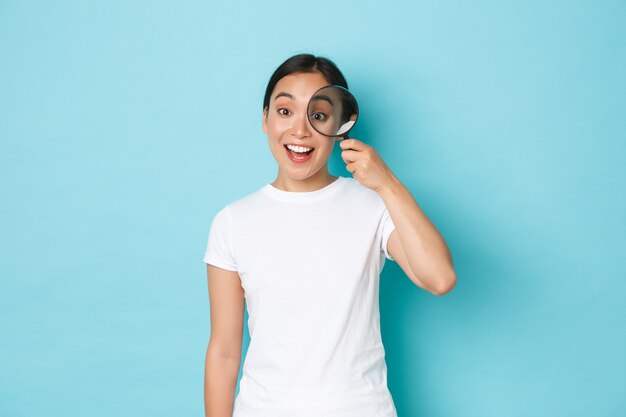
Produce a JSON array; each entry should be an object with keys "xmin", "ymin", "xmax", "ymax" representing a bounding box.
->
[
  {"xmin": 340, "ymin": 176, "xmax": 386, "ymax": 207},
  {"xmin": 217, "ymin": 184, "xmax": 268, "ymax": 218}
]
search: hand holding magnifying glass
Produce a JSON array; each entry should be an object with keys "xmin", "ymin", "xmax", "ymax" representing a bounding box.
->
[{"xmin": 307, "ymin": 85, "xmax": 395, "ymax": 193}]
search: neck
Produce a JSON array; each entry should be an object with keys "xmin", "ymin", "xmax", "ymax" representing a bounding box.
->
[{"xmin": 271, "ymin": 170, "xmax": 338, "ymax": 192}]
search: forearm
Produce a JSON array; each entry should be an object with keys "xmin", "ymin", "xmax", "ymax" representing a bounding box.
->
[
  {"xmin": 378, "ymin": 171, "xmax": 456, "ymax": 290},
  {"xmin": 204, "ymin": 344, "xmax": 241, "ymax": 417}
]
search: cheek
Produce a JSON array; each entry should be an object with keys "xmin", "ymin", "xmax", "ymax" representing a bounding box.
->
[
  {"xmin": 315, "ymin": 141, "xmax": 335, "ymax": 157},
  {"xmin": 267, "ymin": 116, "xmax": 292, "ymax": 134}
]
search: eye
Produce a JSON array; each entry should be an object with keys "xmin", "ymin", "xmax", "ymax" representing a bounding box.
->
[
  {"xmin": 277, "ymin": 108, "xmax": 291, "ymax": 116},
  {"xmin": 310, "ymin": 112, "xmax": 328, "ymax": 122}
]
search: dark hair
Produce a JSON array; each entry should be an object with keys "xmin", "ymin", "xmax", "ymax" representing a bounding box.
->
[{"xmin": 262, "ymin": 53, "xmax": 348, "ymax": 112}]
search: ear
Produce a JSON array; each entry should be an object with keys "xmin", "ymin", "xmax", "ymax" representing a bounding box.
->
[{"xmin": 262, "ymin": 108, "xmax": 268, "ymax": 133}]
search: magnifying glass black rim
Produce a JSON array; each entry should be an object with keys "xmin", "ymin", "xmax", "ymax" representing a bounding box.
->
[{"xmin": 307, "ymin": 84, "xmax": 359, "ymax": 138}]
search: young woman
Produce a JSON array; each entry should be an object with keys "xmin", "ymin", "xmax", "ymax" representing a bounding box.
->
[{"xmin": 203, "ymin": 53, "xmax": 456, "ymax": 417}]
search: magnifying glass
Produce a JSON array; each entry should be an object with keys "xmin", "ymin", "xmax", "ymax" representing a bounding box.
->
[{"xmin": 307, "ymin": 85, "xmax": 359, "ymax": 140}]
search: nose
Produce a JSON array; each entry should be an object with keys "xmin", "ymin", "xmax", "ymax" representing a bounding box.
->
[{"xmin": 291, "ymin": 111, "xmax": 312, "ymax": 139}]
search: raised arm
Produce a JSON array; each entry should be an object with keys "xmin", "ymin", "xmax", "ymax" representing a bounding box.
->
[{"xmin": 339, "ymin": 137, "xmax": 457, "ymax": 295}]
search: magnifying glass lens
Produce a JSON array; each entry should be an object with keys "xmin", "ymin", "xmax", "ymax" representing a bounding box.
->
[{"xmin": 307, "ymin": 85, "xmax": 359, "ymax": 138}]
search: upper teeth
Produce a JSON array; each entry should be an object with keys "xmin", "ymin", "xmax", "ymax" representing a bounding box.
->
[{"xmin": 287, "ymin": 144, "xmax": 313, "ymax": 153}]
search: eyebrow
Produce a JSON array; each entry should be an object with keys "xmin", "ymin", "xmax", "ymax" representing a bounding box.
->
[
  {"xmin": 273, "ymin": 92, "xmax": 295, "ymax": 101},
  {"xmin": 311, "ymin": 94, "xmax": 333, "ymax": 105}
]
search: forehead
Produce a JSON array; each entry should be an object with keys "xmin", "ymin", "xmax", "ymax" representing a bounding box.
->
[{"xmin": 272, "ymin": 72, "xmax": 330, "ymax": 103}]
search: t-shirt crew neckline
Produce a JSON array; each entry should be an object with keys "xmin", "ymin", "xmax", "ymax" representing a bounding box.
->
[{"xmin": 261, "ymin": 176, "xmax": 346, "ymax": 202}]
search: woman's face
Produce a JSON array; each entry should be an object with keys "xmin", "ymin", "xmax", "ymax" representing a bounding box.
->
[{"xmin": 262, "ymin": 71, "xmax": 337, "ymax": 182}]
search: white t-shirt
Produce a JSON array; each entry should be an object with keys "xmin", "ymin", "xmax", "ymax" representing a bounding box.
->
[{"xmin": 203, "ymin": 175, "xmax": 398, "ymax": 417}]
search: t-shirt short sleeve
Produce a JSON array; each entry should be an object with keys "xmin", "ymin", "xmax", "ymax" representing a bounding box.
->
[
  {"xmin": 380, "ymin": 205, "xmax": 396, "ymax": 261},
  {"xmin": 203, "ymin": 206, "xmax": 238, "ymax": 271}
]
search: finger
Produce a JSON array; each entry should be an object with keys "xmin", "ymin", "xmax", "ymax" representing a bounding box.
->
[
  {"xmin": 340, "ymin": 138, "xmax": 367, "ymax": 151},
  {"xmin": 341, "ymin": 149, "xmax": 360, "ymax": 163}
]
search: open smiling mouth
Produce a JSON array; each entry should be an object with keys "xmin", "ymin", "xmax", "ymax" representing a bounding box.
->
[{"xmin": 284, "ymin": 144, "xmax": 315, "ymax": 162}]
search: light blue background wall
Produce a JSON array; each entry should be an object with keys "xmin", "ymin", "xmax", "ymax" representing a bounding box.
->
[{"xmin": 1, "ymin": 1, "xmax": 624, "ymax": 416}]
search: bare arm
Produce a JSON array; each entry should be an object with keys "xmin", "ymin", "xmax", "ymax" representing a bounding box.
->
[
  {"xmin": 338, "ymin": 137, "xmax": 456, "ymax": 296},
  {"xmin": 205, "ymin": 264, "xmax": 245, "ymax": 417},
  {"xmin": 380, "ymin": 173, "xmax": 457, "ymax": 296}
]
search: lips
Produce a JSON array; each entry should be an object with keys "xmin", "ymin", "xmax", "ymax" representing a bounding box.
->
[{"xmin": 284, "ymin": 145, "xmax": 314, "ymax": 162}]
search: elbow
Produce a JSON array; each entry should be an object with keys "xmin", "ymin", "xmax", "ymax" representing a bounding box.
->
[{"xmin": 431, "ymin": 270, "xmax": 457, "ymax": 296}]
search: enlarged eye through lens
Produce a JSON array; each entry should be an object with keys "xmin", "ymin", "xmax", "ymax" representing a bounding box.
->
[
  {"xmin": 307, "ymin": 85, "xmax": 359, "ymax": 137},
  {"xmin": 310, "ymin": 112, "xmax": 328, "ymax": 122}
]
